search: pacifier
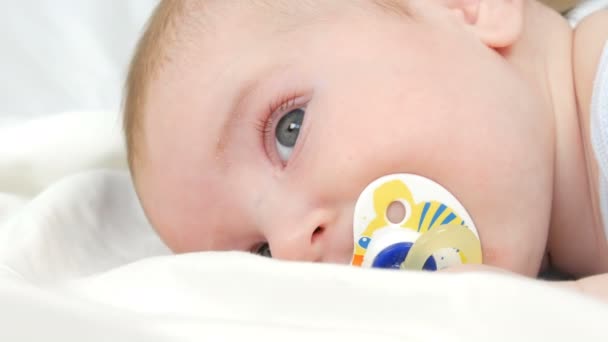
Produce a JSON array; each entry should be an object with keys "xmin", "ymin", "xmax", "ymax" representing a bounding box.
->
[{"xmin": 351, "ymin": 174, "xmax": 482, "ymax": 271}]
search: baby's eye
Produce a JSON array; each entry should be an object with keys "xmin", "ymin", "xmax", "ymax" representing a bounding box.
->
[
  {"xmin": 254, "ymin": 242, "xmax": 272, "ymax": 258},
  {"xmin": 275, "ymin": 108, "xmax": 305, "ymax": 162}
]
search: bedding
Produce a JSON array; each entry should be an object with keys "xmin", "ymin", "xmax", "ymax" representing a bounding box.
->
[
  {"xmin": 1, "ymin": 140, "xmax": 607, "ymax": 341},
  {"xmin": 2, "ymin": 1, "xmax": 608, "ymax": 341}
]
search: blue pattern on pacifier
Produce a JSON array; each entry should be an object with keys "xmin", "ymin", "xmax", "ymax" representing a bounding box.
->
[
  {"xmin": 372, "ymin": 242, "xmax": 437, "ymax": 270},
  {"xmin": 358, "ymin": 237, "xmax": 371, "ymax": 249}
]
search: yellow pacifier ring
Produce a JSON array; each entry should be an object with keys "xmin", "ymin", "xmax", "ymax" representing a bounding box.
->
[{"xmin": 401, "ymin": 224, "xmax": 482, "ymax": 270}]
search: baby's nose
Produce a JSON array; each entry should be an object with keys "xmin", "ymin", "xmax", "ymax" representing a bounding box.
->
[{"xmin": 267, "ymin": 225, "xmax": 326, "ymax": 262}]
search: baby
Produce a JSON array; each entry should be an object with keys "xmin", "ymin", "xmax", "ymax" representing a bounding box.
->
[{"xmin": 124, "ymin": 0, "xmax": 608, "ymax": 298}]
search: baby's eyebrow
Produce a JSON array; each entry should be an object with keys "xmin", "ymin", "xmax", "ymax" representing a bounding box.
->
[
  {"xmin": 215, "ymin": 64, "xmax": 286, "ymax": 166},
  {"xmin": 215, "ymin": 78, "xmax": 259, "ymax": 159}
]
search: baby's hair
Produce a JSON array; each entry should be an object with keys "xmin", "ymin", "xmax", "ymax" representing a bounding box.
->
[
  {"xmin": 123, "ymin": 0, "xmax": 194, "ymax": 173},
  {"xmin": 123, "ymin": 0, "xmax": 410, "ymax": 174}
]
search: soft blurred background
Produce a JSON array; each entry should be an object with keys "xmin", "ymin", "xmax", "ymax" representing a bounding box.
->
[{"xmin": 0, "ymin": 0, "xmax": 158, "ymax": 124}]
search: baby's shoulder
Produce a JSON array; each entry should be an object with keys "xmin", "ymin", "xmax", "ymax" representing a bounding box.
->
[{"xmin": 573, "ymin": 10, "xmax": 608, "ymax": 114}]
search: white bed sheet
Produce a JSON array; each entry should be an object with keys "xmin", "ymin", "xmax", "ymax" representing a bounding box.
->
[
  {"xmin": 1, "ymin": 147, "xmax": 607, "ymax": 341},
  {"xmin": 2, "ymin": 1, "xmax": 608, "ymax": 341}
]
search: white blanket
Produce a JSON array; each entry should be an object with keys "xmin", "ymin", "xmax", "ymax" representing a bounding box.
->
[{"xmin": 1, "ymin": 113, "xmax": 608, "ymax": 342}]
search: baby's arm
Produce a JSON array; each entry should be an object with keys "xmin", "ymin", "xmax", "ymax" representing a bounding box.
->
[
  {"xmin": 444, "ymin": 264, "xmax": 608, "ymax": 302},
  {"xmin": 560, "ymin": 275, "xmax": 608, "ymax": 302}
]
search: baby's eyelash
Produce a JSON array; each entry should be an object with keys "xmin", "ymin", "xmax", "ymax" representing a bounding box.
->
[
  {"xmin": 254, "ymin": 116, "xmax": 272, "ymax": 136},
  {"xmin": 270, "ymin": 91, "xmax": 299, "ymax": 115},
  {"xmin": 255, "ymin": 92, "xmax": 299, "ymax": 137}
]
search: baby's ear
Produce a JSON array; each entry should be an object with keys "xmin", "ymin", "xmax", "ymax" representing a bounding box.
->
[{"xmin": 445, "ymin": 0, "xmax": 524, "ymax": 48}]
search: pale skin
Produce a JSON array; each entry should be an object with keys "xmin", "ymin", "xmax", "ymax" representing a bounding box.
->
[{"xmin": 134, "ymin": 0, "xmax": 608, "ymax": 300}]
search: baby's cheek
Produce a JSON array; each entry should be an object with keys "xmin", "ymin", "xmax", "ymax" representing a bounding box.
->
[
  {"xmin": 480, "ymin": 244, "xmax": 509, "ymax": 268},
  {"xmin": 479, "ymin": 232, "xmax": 542, "ymax": 277}
]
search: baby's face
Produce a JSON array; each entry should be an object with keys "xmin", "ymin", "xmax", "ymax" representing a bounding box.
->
[{"xmin": 137, "ymin": 1, "xmax": 554, "ymax": 275}]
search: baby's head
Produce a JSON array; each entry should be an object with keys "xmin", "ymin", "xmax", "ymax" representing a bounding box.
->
[{"xmin": 125, "ymin": 0, "xmax": 557, "ymax": 276}]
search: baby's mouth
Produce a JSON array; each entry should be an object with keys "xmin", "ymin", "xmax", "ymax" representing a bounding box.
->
[{"xmin": 350, "ymin": 174, "xmax": 482, "ymax": 271}]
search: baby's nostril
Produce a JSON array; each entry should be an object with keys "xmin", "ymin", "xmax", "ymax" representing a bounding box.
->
[{"xmin": 311, "ymin": 226, "xmax": 324, "ymax": 243}]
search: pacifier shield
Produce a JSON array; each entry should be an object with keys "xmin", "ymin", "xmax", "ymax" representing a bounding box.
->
[{"xmin": 351, "ymin": 173, "xmax": 482, "ymax": 270}]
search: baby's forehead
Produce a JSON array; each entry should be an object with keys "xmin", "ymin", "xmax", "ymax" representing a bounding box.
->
[
  {"xmin": 198, "ymin": 0, "xmax": 408, "ymax": 32},
  {"xmin": 157, "ymin": 0, "xmax": 409, "ymax": 87}
]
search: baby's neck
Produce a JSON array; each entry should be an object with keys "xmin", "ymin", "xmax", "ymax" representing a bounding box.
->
[{"xmin": 521, "ymin": 2, "xmax": 608, "ymax": 277}]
